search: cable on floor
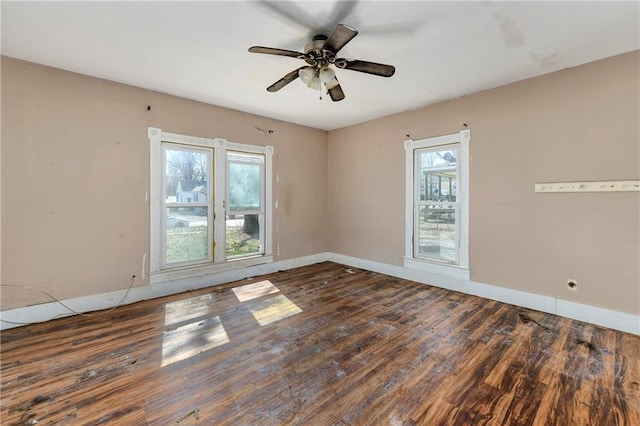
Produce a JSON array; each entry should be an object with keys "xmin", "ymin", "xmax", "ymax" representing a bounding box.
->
[{"xmin": 0, "ymin": 275, "xmax": 136, "ymax": 326}]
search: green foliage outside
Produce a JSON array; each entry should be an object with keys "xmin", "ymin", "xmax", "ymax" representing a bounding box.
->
[
  {"xmin": 166, "ymin": 225, "xmax": 259, "ymax": 264},
  {"xmin": 166, "ymin": 226, "xmax": 208, "ymax": 263},
  {"xmin": 225, "ymin": 225, "xmax": 260, "ymax": 257}
]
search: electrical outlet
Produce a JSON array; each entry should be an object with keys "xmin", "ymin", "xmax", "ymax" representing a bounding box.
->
[{"xmin": 567, "ymin": 279, "xmax": 578, "ymax": 291}]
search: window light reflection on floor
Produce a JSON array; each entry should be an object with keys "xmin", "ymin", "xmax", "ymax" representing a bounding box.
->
[
  {"xmin": 161, "ymin": 316, "xmax": 229, "ymax": 367},
  {"xmin": 233, "ymin": 280, "xmax": 303, "ymax": 325},
  {"xmin": 232, "ymin": 280, "xmax": 280, "ymax": 302},
  {"xmin": 160, "ymin": 280, "xmax": 302, "ymax": 366},
  {"xmin": 164, "ymin": 293, "xmax": 214, "ymax": 327},
  {"xmin": 248, "ymin": 294, "xmax": 303, "ymax": 326}
]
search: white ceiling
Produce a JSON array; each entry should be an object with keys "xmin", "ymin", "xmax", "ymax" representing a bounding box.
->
[{"xmin": 2, "ymin": 1, "xmax": 639, "ymax": 131}]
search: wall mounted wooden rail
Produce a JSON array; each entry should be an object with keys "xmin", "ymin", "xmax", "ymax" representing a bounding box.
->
[{"xmin": 535, "ymin": 180, "xmax": 640, "ymax": 193}]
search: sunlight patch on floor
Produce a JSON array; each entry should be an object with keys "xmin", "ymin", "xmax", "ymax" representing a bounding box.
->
[
  {"xmin": 248, "ymin": 294, "xmax": 303, "ymax": 326},
  {"xmin": 161, "ymin": 316, "xmax": 229, "ymax": 367},
  {"xmin": 232, "ymin": 280, "xmax": 280, "ymax": 302},
  {"xmin": 164, "ymin": 294, "xmax": 215, "ymax": 327}
]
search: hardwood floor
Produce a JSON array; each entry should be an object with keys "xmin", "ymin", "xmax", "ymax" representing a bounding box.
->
[{"xmin": 1, "ymin": 261, "xmax": 638, "ymax": 425}]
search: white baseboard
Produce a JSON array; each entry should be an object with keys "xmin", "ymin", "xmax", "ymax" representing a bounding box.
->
[
  {"xmin": 2, "ymin": 252, "xmax": 638, "ymax": 336},
  {"xmin": 327, "ymin": 253, "xmax": 639, "ymax": 336},
  {"xmin": 0, "ymin": 253, "xmax": 329, "ymax": 330}
]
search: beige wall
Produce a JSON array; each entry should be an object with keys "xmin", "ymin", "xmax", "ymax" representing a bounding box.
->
[
  {"xmin": 0, "ymin": 58, "xmax": 3, "ymax": 297},
  {"xmin": 1, "ymin": 57, "xmax": 328, "ymax": 310},
  {"xmin": 328, "ymin": 51, "xmax": 640, "ymax": 315},
  {"xmin": 3, "ymin": 51, "xmax": 639, "ymax": 317}
]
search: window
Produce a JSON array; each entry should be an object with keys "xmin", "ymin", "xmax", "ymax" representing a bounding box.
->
[
  {"xmin": 148, "ymin": 128, "xmax": 273, "ymax": 281},
  {"xmin": 404, "ymin": 130, "xmax": 469, "ymax": 278},
  {"xmin": 163, "ymin": 144, "xmax": 211, "ymax": 267},
  {"xmin": 226, "ymin": 151, "xmax": 264, "ymax": 259}
]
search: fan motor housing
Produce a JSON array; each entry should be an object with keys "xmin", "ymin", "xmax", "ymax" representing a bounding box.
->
[
  {"xmin": 304, "ymin": 35, "xmax": 335, "ymax": 67},
  {"xmin": 304, "ymin": 36, "xmax": 327, "ymax": 54}
]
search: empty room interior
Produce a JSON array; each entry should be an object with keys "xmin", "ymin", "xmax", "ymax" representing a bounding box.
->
[{"xmin": 1, "ymin": 1, "xmax": 639, "ymax": 425}]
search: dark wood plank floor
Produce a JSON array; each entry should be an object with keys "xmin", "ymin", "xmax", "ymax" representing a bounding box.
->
[{"xmin": 1, "ymin": 262, "xmax": 639, "ymax": 425}]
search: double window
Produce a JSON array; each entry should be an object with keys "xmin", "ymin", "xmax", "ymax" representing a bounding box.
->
[
  {"xmin": 404, "ymin": 130, "xmax": 469, "ymax": 278},
  {"xmin": 148, "ymin": 128, "xmax": 273, "ymax": 280}
]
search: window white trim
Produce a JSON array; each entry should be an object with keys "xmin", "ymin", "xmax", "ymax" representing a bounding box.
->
[
  {"xmin": 213, "ymin": 140, "xmax": 226, "ymax": 263},
  {"xmin": 404, "ymin": 129, "xmax": 470, "ymax": 277},
  {"xmin": 149, "ymin": 127, "xmax": 163, "ymax": 274},
  {"xmin": 148, "ymin": 127, "xmax": 273, "ymax": 283}
]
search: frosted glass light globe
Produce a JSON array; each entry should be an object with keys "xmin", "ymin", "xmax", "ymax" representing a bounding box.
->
[
  {"xmin": 319, "ymin": 67, "xmax": 336, "ymax": 83},
  {"xmin": 308, "ymin": 76, "xmax": 322, "ymax": 90},
  {"xmin": 298, "ymin": 67, "xmax": 316, "ymax": 85}
]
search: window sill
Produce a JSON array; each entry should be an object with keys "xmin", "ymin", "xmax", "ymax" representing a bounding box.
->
[
  {"xmin": 404, "ymin": 257, "xmax": 470, "ymax": 280},
  {"xmin": 150, "ymin": 255, "xmax": 273, "ymax": 285}
]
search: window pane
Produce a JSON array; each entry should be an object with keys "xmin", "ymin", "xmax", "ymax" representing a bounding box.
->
[
  {"xmin": 419, "ymin": 148, "xmax": 457, "ymax": 168},
  {"xmin": 166, "ymin": 207, "xmax": 209, "ymax": 264},
  {"xmin": 417, "ymin": 205, "xmax": 457, "ymax": 263},
  {"xmin": 422, "ymin": 171, "xmax": 457, "ymax": 202},
  {"xmin": 165, "ymin": 148, "xmax": 209, "ymax": 204},
  {"xmin": 418, "ymin": 148, "xmax": 457, "ymax": 202},
  {"xmin": 228, "ymin": 153, "xmax": 262, "ymax": 212},
  {"xmin": 226, "ymin": 214, "xmax": 261, "ymax": 258}
]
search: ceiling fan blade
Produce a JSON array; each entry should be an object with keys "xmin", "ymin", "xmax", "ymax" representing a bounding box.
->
[
  {"xmin": 249, "ymin": 46, "xmax": 305, "ymax": 59},
  {"xmin": 323, "ymin": 24, "xmax": 358, "ymax": 54},
  {"xmin": 327, "ymin": 82, "xmax": 345, "ymax": 102},
  {"xmin": 338, "ymin": 59, "xmax": 395, "ymax": 77},
  {"xmin": 267, "ymin": 67, "xmax": 306, "ymax": 92}
]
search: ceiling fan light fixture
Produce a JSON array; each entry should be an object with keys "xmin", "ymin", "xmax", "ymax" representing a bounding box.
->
[
  {"xmin": 307, "ymin": 76, "xmax": 322, "ymax": 90},
  {"xmin": 298, "ymin": 67, "xmax": 316, "ymax": 85},
  {"xmin": 319, "ymin": 66, "xmax": 336, "ymax": 83}
]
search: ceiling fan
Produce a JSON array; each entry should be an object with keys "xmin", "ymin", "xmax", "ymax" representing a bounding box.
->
[{"xmin": 248, "ymin": 24, "xmax": 395, "ymax": 101}]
